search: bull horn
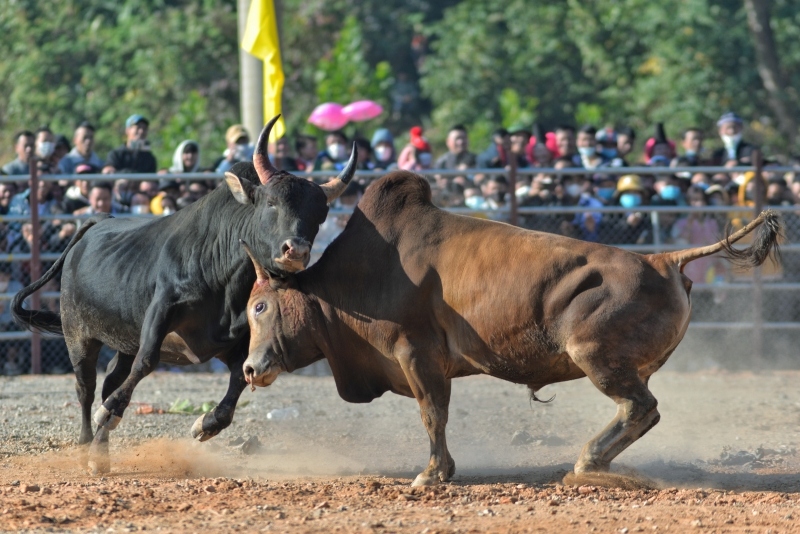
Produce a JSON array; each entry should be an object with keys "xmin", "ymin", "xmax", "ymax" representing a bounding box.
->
[
  {"xmin": 320, "ymin": 143, "xmax": 358, "ymax": 202},
  {"xmin": 240, "ymin": 239, "xmax": 269, "ymax": 283},
  {"xmin": 253, "ymin": 115, "xmax": 282, "ymax": 185}
]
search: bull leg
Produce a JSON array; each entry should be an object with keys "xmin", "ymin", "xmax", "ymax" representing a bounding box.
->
[
  {"xmin": 87, "ymin": 352, "xmax": 136, "ymax": 475},
  {"xmin": 92, "ymin": 299, "xmax": 172, "ymax": 432},
  {"xmin": 191, "ymin": 354, "xmax": 248, "ymax": 442},
  {"xmin": 67, "ymin": 336, "xmax": 103, "ymax": 446},
  {"xmin": 574, "ymin": 370, "xmax": 659, "ymax": 474},
  {"xmin": 398, "ymin": 352, "xmax": 454, "ymax": 486}
]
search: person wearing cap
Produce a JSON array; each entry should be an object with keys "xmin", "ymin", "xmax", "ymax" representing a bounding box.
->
[
  {"xmin": 59, "ymin": 121, "xmax": 104, "ymax": 175},
  {"xmin": 214, "ymin": 124, "xmax": 253, "ymax": 174},
  {"xmin": 602, "ymin": 174, "xmax": 653, "ymax": 245},
  {"xmin": 397, "ymin": 126, "xmax": 434, "ymax": 171},
  {"xmin": 711, "ymin": 112, "xmax": 756, "ymax": 166},
  {"xmin": 370, "ymin": 128, "xmax": 396, "ymax": 170},
  {"xmin": 103, "ymin": 114, "xmax": 157, "ymax": 174},
  {"xmin": 595, "ymin": 127, "xmax": 626, "ymax": 168}
]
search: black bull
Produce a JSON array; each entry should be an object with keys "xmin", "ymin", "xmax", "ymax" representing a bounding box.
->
[
  {"xmin": 242, "ymin": 170, "xmax": 782, "ymax": 487},
  {"xmin": 12, "ymin": 116, "xmax": 357, "ymax": 474}
]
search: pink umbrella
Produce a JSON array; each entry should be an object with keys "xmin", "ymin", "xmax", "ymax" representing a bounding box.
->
[
  {"xmin": 342, "ymin": 100, "xmax": 384, "ymax": 122},
  {"xmin": 308, "ymin": 103, "xmax": 349, "ymax": 131}
]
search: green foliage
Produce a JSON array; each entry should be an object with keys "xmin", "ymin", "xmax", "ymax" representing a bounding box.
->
[{"xmin": 498, "ymin": 89, "xmax": 538, "ymax": 131}]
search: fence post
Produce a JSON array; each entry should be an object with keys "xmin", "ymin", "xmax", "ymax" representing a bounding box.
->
[
  {"xmin": 752, "ymin": 150, "xmax": 764, "ymax": 362},
  {"xmin": 29, "ymin": 159, "xmax": 42, "ymax": 374},
  {"xmin": 509, "ymin": 154, "xmax": 518, "ymax": 226}
]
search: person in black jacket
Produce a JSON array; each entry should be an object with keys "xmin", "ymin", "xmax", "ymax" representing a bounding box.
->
[{"xmin": 102, "ymin": 114, "xmax": 157, "ymax": 174}]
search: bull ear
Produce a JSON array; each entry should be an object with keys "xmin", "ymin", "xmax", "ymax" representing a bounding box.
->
[
  {"xmin": 226, "ymin": 172, "xmax": 255, "ymax": 205},
  {"xmin": 240, "ymin": 239, "xmax": 269, "ymax": 283}
]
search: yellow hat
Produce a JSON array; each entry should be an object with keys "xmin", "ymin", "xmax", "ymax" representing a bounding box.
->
[{"xmin": 617, "ymin": 174, "xmax": 643, "ymax": 193}]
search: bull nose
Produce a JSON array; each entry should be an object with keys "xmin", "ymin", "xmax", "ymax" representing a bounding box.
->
[
  {"xmin": 243, "ymin": 363, "xmax": 256, "ymax": 384},
  {"xmin": 281, "ymin": 238, "xmax": 310, "ymax": 261}
]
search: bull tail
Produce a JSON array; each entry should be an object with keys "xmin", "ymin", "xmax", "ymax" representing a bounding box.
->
[
  {"xmin": 11, "ymin": 215, "xmax": 108, "ymax": 336},
  {"xmin": 657, "ymin": 209, "xmax": 782, "ymax": 273}
]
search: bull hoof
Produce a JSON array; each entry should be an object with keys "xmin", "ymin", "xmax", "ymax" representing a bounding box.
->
[
  {"xmin": 563, "ymin": 470, "xmax": 658, "ymax": 491},
  {"xmin": 87, "ymin": 458, "xmax": 110, "ymax": 476},
  {"xmin": 191, "ymin": 413, "xmax": 220, "ymax": 442},
  {"xmin": 93, "ymin": 406, "xmax": 122, "ymax": 430}
]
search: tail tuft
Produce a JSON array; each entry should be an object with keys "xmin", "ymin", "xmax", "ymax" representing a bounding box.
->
[{"xmin": 721, "ymin": 209, "xmax": 783, "ymax": 268}]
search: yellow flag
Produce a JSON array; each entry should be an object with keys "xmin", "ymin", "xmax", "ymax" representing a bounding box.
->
[{"xmin": 241, "ymin": 0, "xmax": 285, "ymax": 141}]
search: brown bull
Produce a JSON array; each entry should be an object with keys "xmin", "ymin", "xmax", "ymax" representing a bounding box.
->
[{"xmin": 241, "ymin": 171, "xmax": 781, "ymax": 486}]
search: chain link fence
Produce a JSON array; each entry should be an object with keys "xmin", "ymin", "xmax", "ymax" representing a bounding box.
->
[{"xmin": 1, "ymin": 165, "xmax": 797, "ymax": 375}]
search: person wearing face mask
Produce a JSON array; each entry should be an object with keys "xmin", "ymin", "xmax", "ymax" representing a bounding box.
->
[
  {"xmin": 314, "ymin": 131, "xmax": 350, "ymax": 172},
  {"xmin": 643, "ymin": 123, "xmax": 676, "ymax": 166},
  {"xmin": 370, "ymin": 128, "xmax": 397, "ymax": 170},
  {"xmin": 104, "ymin": 114, "xmax": 158, "ymax": 174},
  {"xmin": 711, "ymin": 112, "xmax": 756, "ymax": 166},
  {"xmin": 602, "ymin": 174, "xmax": 653, "ymax": 245},
  {"xmin": 576, "ymin": 125, "xmax": 603, "ymax": 170},
  {"xmin": 214, "ymin": 124, "xmax": 253, "ymax": 173},
  {"xmin": 651, "ymin": 173, "xmax": 686, "ymax": 206},
  {"xmin": 397, "ymin": 126, "xmax": 434, "ymax": 171},
  {"xmin": 558, "ymin": 174, "xmax": 603, "ymax": 242},
  {"xmin": 592, "ymin": 174, "xmax": 619, "ymax": 206},
  {"xmin": 595, "ymin": 128, "xmax": 626, "ymax": 168}
]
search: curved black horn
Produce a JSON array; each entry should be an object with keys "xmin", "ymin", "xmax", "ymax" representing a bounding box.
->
[
  {"xmin": 253, "ymin": 115, "xmax": 281, "ymax": 185},
  {"xmin": 320, "ymin": 143, "xmax": 358, "ymax": 202}
]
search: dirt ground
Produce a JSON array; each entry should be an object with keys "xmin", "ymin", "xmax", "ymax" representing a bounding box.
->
[{"xmin": 3, "ymin": 370, "xmax": 800, "ymax": 532}]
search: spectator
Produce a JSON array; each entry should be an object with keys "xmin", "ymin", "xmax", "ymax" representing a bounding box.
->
[
  {"xmin": 0, "ymin": 262, "xmax": 25, "ymax": 375},
  {"xmin": 435, "ymin": 125, "xmax": 476, "ymax": 170},
  {"xmin": 214, "ymin": 124, "xmax": 253, "ymax": 173},
  {"xmin": 0, "ymin": 182, "xmax": 17, "ymax": 215},
  {"xmin": 2, "ymin": 131, "xmax": 35, "ymax": 176},
  {"xmin": 130, "ymin": 193, "xmax": 152, "ymax": 215},
  {"xmin": 73, "ymin": 182, "xmax": 116, "ymax": 215},
  {"xmin": 160, "ymin": 194, "xmax": 178, "ymax": 216},
  {"xmin": 559, "ymin": 173, "xmax": 603, "ymax": 241},
  {"xmin": 178, "ymin": 181, "xmax": 209, "ymax": 209},
  {"xmin": 592, "ymin": 173, "xmax": 618, "ymax": 206},
  {"xmin": 268, "ymin": 136, "xmax": 298, "ymax": 172},
  {"xmin": 150, "ymin": 179, "xmax": 180, "ymax": 215},
  {"xmin": 6, "ymin": 167, "xmax": 63, "ymax": 247},
  {"xmin": 766, "ymin": 176, "xmax": 793, "ymax": 206},
  {"xmin": 476, "ymin": 128, "xmax": 511, "ymax": 169},
  {"xmin": 576, "ymin": 125, "xmax": 603, "ymax": 169},
  {"xmin": 168, "ymin": 140, "xmax": 201, "ymax": 174},
  {"xmin": 644, "ymin": 123, "xmax": 676, "ymax": 166},
  {"xmin": 673, "ymin": 127, "xmax": 705, "ymax": 167},
  {"xmin": 595, "ymin": 128, "xmax": 626, "ymax": 167},
  {"xmin": 616, "ymin": 126, "xmax": 636, "ymax": 162},
  {"xmin": 353, "ymin": 138, "xmax": 374, "ymax": 172},
  {"xmin": 711, "ymin": 112, "xmax": 756, "ymax": 165},
  {"xmin": 314, "ymin": 131, "xmax": 350, "ymax": 171},
  {"xmin": 603, "ymin": 174, "xmax": 653, "ymax": 244},
  {"xmin": 671, "ymin": 186, "xmax": 726, "ymax": 284},
  {"xmin": 554, "ymin": 125, "xmax": 581, "ymax": 166},
  {"xmin": 103, "ymin": 114, "xmax": 157, "ymax": 174},
  {"xmin": 397, "ymin": 126, "xmax": 433, "ymax": 171},
  {"xmin": 651, "ymin": 173, "xmax": 686, "ymax": 205},
  {"xmin": 466, "ymin": 174, "xmax": 508, "ymax": 213},
  {"xmin": 53, "ymin": 135, "xmax": 71, "ymax": 166},
  {"xmin": 111, "ymin": 178, "xmax": 137, "ymax": 210},
  {"xmin": 61, "ymin": 165, "xmax": 96, "ymax": 213},
  {"xmin": 34, "ymin": 126, "xmax": 59, "ymax": 171},
  {"xmin": 527, "ymin": 124, "xmax": 555, "ymax": 168},
  {"xmin": 370, "ymin": 128, "xmax": 396, "ymax": 170},
  {"xmin": 139, "ymin": 180, "xmax": 159, "ymax": 199},
  {"xmin": 59, "ymin": 121, "xmax": 104, "ymax": 175},
  {"xmin": 294, "ymin": 134, "xmax": 318, "ymax": 172},
  {"xmin": 508, "ymin": 125, "xmax": 532, "ymax": 169}
]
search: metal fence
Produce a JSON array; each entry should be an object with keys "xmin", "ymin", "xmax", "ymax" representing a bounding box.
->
[{"xmin": 1, "ymin": 159, "xmax": 798, "ymax": 374}]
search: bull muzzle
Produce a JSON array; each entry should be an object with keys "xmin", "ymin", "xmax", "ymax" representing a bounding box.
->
[
  {"xmin": 273, "ymin": 238, "xmax": 310, "ymax": 272},
  {"xmin": 243, "ymin": 354, "xmax": 283, "ymax": 389}
]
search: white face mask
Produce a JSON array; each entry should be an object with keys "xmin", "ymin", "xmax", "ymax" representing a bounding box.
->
[
  {"xmin": 162, "ymin": 208, "xmax": 175, "ymax": 216},
  {"xmin": 565, "ymin": 183, "xmax": 583, "ymax": 197},
  {"xmin": 374, "ymin": 145, "xmax": 393, "ymax": 162},
  {"xmin": 721, "ymin": 133, "xmax": 742, "ymax": 151},
  {"xmin": 130, "ymin": 205, "xmax": 148, "ymax": 215},
  {"xmin": 328, "ymin": 143, "xmax": 346, "ymax": 161},
  {"xmin": 36, "ymin": 141, "xmax": 55, "ymax": 158}
]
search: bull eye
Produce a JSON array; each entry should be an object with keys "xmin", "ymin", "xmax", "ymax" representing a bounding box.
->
[
  {"xmin": 266, "ymin": 200, "xmax": 275, "ymax": 208},
  {"xmin": 255, "ymin": 302, "xmax": 266, "ymax": 315}
]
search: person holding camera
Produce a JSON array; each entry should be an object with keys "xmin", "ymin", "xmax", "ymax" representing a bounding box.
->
[{"xmin": 102, "ymin": 114, "xmax": 157, "ymax": 174}]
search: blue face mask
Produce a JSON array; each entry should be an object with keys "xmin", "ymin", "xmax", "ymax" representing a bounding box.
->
[
  {"xmin": 578, "ymin": 147, "xmax": 596, "ymax": 158},
  {"xmin": 596, "ymin": 187, "xmax": 615, "ymax": 201},
  {"xmin": 620, "ymin": 193, "xmax": 643, "ymax": 208},
  {"xmin": 695, "ymin": 182, "xmax": 710, "ymax": 191},
  {"xmin": 684, "ymin": 150, "xmax": 696, "ymax": 157},
  {"xmin": 660, "ymin": 184, "xmax": 681, "ymax": 201},
  {"xmin": 601, "ymin": 148, "xmax": 618, "ymax": 159}
]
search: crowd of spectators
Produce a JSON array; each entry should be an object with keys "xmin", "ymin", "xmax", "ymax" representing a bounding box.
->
[{"xmin": 1, "ymin": 110, "xmax": 797, "ymax": 375}]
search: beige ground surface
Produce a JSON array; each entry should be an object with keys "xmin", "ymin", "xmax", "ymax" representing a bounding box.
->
[{"xmin": 3, "ymin": 370, "xmax": 800, "ymax": 532}]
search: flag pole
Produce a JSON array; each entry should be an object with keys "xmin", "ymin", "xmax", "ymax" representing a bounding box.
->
[{"xmin": 238, "ymin": 0, "xmax": 264, "ymax": 140}]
